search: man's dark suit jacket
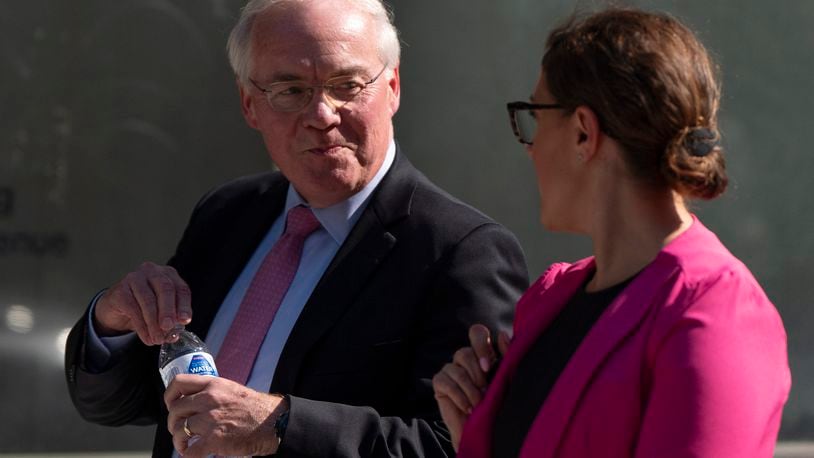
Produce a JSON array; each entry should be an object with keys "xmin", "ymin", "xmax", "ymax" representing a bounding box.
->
[{"xmin": 65, "ymin": 148, "xmax": 528, "ymax": 457}]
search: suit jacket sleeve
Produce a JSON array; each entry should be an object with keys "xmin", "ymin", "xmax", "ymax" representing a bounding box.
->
[
  {"xmin": 64, "ymin": 305, "xmax": 163, "ymax": 427},
  {"xmin": 278, "ymin": 222, "xmax": 527, "ymax": 458},
  {"xmin": 64, "ymin": 186, "xmax": 218, "ymax": 429}
]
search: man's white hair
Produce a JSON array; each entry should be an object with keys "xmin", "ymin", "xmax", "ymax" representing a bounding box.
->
[{"xmin": 227, "ymin": 0, "xmax": 401, "ymax": 85}]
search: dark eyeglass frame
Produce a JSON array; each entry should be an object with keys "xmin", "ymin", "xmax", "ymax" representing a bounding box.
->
[
  {"xmin": 249, "ymin": 64, "xmax": 388, "ymax": 113},
  {"xmin": 506, "ymin": 101, "xmax": 564, "ymax": 145}
]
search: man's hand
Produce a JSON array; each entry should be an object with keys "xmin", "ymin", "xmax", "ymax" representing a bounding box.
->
[
  {"xmin": 94, "ymin": 261, "xmax": 192, "ymax": 345},
  {"xmin": 432, "ymin": 324, "xmax": 510, "ymax": 452},
  {"xmin": 164, "ymin": 375, "xmax": 286, "ymax": 457}
]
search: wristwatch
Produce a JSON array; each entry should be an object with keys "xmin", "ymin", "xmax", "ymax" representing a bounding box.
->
[{"xmin": 274, "ymin": 395, "xmax": 291, "ymax": 444}]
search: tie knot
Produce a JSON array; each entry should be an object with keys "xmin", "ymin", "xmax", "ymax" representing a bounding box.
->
[{"xmin": 285, "ymin": 205, "xmax": 320, "ymax": 237}]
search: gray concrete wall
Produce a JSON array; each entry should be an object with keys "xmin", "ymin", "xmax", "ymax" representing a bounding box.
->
[{"xmin": 1, "ymin": 0, "xmax": 811, "ymax": 452}]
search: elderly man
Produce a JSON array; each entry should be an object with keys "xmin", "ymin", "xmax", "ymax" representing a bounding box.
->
[{"xmin": 65, "ymin": 0, "xmax": 527, "ymax": 456}]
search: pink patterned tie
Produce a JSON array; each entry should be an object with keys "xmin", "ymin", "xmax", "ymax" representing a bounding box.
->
[{"xmin": 215, "ymin": 205, "xmax": 321, "ymax": 384}]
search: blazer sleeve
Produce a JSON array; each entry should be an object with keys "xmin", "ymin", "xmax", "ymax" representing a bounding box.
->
[
  {"xmin": 64, "ymin": 305, "xmax": 162, "ymax": 427},
  {"xmin": 64, "ymin": 187, "xmax": 217, "ymax": 429},
  {"xmin": 277, "ymin": 223, "xmax": 528, "ymax": 458},
  {"xmin": 634, "ymin": 269, "xmax": 790, "ymax": 457}
]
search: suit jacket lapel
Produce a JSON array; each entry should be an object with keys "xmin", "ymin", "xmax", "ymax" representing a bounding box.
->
[
  {"xmin": 189, "ymin": 175, "xmax": 289, "ymax": 340},
  {"xmin": 519, "ymin": 256, "xmax": 680, "ymax": 458},
  {"xmin": 269, "ymin": 149, "xmax": 415, "ymax": 393}
]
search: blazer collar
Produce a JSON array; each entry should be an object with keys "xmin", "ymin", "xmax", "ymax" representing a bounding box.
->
[
  {"xmin": 518, "ymin": 220, "xmax": 716, "ymax": 457},
  {"xmin": 518, "ymin": 256, "xmax": 680, "ymax": 457},
  {"xmin": 464, "ymin": 219, "xmax": 714, "ymax": 458}
]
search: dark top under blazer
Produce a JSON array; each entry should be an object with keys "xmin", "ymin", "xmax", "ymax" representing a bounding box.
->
[{"xmin": 65, "ymin": 147, "xmax": 529, "ymax": 457}]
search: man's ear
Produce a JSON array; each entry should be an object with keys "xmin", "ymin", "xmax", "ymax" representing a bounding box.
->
[
  {"xmin": 238, "ymin": 79, "xmax": 260, "ymax": 130},
  {"xmin": 573, "ymin": 105, "xmax": 602, "ymax": 162},
  {"xmin": 386, "ymin": 65, "xmax": 401, "ymax": 116}
]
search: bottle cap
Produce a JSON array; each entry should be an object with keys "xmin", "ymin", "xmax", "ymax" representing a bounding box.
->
[{"xmin": 165, "ymin": 324, "xmax": 185, "ymax": 342}]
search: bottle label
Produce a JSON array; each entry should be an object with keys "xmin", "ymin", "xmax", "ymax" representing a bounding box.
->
[{"xmin": 160, "ymin": 352, "xmax": 219, "ymax": 387}]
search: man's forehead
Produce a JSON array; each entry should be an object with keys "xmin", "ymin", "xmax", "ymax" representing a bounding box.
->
[
  {"xmin": 249, "ymin": 15, "xmax": 381, "ymax": 80},
  {"xmin": 249, "ymin": 4, "xmax": 379, "ymax": 64}
]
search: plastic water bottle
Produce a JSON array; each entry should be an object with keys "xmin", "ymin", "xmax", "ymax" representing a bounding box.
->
[
  {"xmin": 159, "ymin": 326, "xmax": 249, "ymax": 458},
  {"xmin": 158, "ymin": 325, "xmax": 218, "ymax": 387}
]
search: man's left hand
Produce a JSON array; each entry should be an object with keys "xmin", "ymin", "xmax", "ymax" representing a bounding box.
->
[{"xmin": 164, "ymin": 374, "xmax": 286, "ymax": 457}]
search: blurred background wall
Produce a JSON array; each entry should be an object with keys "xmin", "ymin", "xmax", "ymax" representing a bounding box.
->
[{"xmin": 1, "ymin": 0, "xmax": 811, "ymax": 453}]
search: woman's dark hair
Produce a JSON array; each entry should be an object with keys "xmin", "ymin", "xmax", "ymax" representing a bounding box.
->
[{"xmin": 543, "ymin": 8, "xmax": 727, "ymax": 199}]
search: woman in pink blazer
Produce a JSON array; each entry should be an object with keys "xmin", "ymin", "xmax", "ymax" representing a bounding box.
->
[{"xmin": 432, "ymin": 8, "xmax": 790, "ymax": 458}]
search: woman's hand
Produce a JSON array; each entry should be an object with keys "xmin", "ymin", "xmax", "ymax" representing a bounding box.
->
[{"xmin": 432, "ymin": 324, "xmax": 511, "ymax": 451}]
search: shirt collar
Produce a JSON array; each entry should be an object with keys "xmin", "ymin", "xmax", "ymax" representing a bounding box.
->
[{"xmin": 283, "ymin": 139, "xmax": 396, "ymax": 245}]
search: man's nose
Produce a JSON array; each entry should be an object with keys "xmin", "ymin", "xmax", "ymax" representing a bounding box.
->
[{"xmin": 301, "ymin": 89, "xmax": 341, "ymax": 130}]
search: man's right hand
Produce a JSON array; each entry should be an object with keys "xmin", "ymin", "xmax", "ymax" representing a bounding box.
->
[{"xmin": 94, "ymin": 261, "xmax": 193, "ymax": 346}]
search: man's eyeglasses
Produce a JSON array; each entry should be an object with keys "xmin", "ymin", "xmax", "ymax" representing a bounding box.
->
[
  {"xmin": 250, "ymin": 64, "xmax": 388, "ymax": 112},
  {"xmin": 506, "ymin": 101, "xmax": 563, "ymax": 145}
]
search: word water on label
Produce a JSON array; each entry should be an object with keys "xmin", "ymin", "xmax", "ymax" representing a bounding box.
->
[
  {"xmin": 188, "ymin": 354, "xmax": 217, "ymax": 376},
  {"xmin": 159, "ymin": 351, "xmax": 219, "ymax": 387}
]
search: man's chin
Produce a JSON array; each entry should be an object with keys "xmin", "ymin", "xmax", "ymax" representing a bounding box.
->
[{"xmin": 298, "ymin": 172, "xmax": 366, "ymax": 207}]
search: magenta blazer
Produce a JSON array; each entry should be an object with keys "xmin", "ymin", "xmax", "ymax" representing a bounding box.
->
[{"xmin": 459, "ymin": 217, "xmax": 790, "ymax": 457}]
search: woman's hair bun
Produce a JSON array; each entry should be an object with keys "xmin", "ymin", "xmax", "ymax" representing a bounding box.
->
[{"xmin": 662, "ymin": 125, "xmax": 728, "ymax": 200}]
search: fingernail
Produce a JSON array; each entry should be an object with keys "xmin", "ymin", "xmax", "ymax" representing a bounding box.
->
[
  {"xmin": 161, "ymin": 318, "xmax": 174, "ymax": 330},
  {"xmin": 178, "ymin": 312, "xmax": 191, "ymax": 322},
  {"xmin": 479, "ymin": 357, "xmax": 490, "ymax": 373},
  {"xmin": 467, "ymin": 407, "xmax": 473, "ymax": 415}
]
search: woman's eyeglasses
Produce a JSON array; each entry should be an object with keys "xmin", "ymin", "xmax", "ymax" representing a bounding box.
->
[{"xmin": 506, "ymin": 101, "xmax": 563, "ymax": 145}]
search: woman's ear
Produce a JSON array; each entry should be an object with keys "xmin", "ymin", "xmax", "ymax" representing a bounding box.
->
[{"xmin": 573, "ymin": 105, "xmax": 602, "ymax": 162}]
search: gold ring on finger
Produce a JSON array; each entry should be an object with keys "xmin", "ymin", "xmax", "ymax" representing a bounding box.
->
[{"xmin": 183, "ymin": 418, "xmax": 194, "ymax": 438}]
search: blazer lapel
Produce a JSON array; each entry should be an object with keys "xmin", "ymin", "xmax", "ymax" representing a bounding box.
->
[
  {"xmin": 512, "ymin": 260, "xmax": 595, "ymax": 358},
  {"xmin": 519, "ymin": 255, "xmax": 681, "ymax": 458},
  {"xmin": 458, "ymin": 261, "xmax": 591, "ymax": 458},
  {"xmin": 269, "ymin": 149, "xmax": 415, "ymax": 393}
]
